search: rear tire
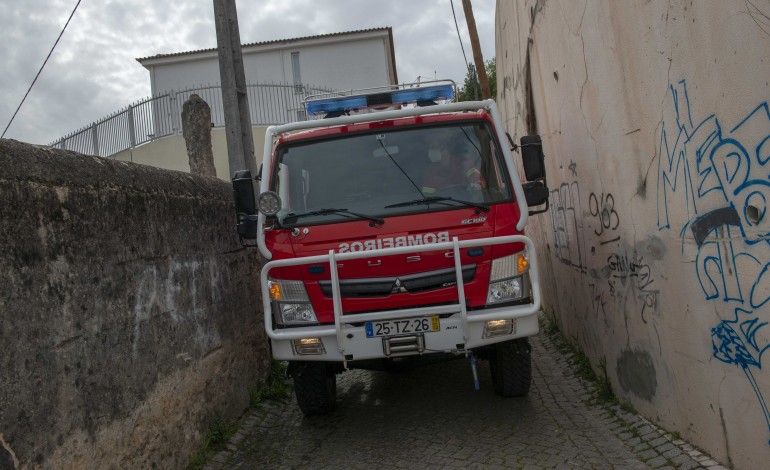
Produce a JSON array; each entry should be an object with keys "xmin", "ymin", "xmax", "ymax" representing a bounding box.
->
[
  {"xmin": 293, "ymin": 362, "xmax": 337, "ymax": 416},
  {"xmin": 490, "ymin": 338, "xmax": 532, "ymax": 397}
]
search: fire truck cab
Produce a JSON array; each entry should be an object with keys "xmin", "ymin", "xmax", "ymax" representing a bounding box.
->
[{"xmin": 232, "ymin": 82, "xmax": 550, "ymax": 415}]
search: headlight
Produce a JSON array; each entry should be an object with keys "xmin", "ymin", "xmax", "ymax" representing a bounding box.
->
[
  {"xmin": 487, "ymin": 251, "xmax": 529, "ymax": 305},
  {"xmin": 487, "ymin": 277, "xmax": 523, "ymax": 304},
  {"xmin": 268, "ymin": 278, "xmax": 318, "ymax": 325},
  {"xmin": 281, "ymin": 303, "xmax": 317, "ymax": 323}
]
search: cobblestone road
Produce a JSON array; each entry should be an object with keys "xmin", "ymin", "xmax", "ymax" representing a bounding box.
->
[{"xmin": 205, "ymin": 327, "xmax": 727, "ymax": 469}]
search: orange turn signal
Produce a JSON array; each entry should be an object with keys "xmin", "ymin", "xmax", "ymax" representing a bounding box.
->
[
  {"xmin": 517, "ymin": 254, "xmax": 529, "ymax": 273},
  {"xmin": 268, "ymin": 280, "xmax": 282, "ymax": 301}
]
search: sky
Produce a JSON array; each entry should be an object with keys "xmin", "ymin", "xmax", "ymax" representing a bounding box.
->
[{"xmin": 0, "ymin": 0, "xmax": 496, "ymax": 145}]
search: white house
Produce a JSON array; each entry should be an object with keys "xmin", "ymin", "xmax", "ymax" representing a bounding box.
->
[
  {"xmin": 136, "ymin": 27, "xmax": 398, "ymax": 98},
  {"xmin": 53, "ymin": 28, "xmax": 398, "ymax": 179}
]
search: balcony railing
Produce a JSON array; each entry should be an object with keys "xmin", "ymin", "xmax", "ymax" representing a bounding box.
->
[{"xmin": 48, "ymin": 83, "xmax": 335, "ymax": 158}]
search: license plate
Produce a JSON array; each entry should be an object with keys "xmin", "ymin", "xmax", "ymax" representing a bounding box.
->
[{"xmin": 365, "ymin": 316, "xmax": 440, "ymax": 337}]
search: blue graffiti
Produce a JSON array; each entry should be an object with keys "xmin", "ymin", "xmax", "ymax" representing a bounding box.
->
[
  {"xmin": 694, "ymin": 225, "xmax": 761, "ymax": 304},
  {"xmin": 658, "ymin": 80, "xmax": 770, "ymax": 244},
  {"xmin": 657, "ymin": 79, "xmax": 770, "ymax": 444},
  {"xmin": 712, "ymin": 308, "xmax": 770, "ymax": 444}
]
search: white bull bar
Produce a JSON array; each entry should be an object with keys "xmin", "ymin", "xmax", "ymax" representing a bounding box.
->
[{"xmin": 261, "ymin": 235, "xmax": 541, "ymax": 357}]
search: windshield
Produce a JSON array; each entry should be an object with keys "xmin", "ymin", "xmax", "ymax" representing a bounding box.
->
[{"xmin": 272, "ymin": 120, "xmax": 513, "ymax": 226}]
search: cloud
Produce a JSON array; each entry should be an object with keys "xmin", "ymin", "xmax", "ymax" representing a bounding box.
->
[{"xmin": 1, "ymin": 0, "xmax": 495, "ymax": 145}]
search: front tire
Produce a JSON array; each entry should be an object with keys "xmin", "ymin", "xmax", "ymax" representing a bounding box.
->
[
  {"xmin": 293, "ymin": 362, "xmax": 337, "ymax": 416},
  {"xmin": 490, "ymin": 338, "xmax": 532, "ymax": 397}
]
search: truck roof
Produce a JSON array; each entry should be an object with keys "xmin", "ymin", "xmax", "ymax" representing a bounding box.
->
[{"xmin": 277, "ymin": 109, "xmax": 492, "ymax": 144}]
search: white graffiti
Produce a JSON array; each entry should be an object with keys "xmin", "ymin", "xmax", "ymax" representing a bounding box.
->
[{"xmin": 132, "ymin": 258, "xmax": 222, "ymax": 357}]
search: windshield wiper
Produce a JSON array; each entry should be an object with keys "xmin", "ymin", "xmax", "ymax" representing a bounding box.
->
[
  {"xmin": 282, "ymin": 208, "xmax": 384, "ymax": 226},
  {"xmin": 385, "ymin": 196, "xmax": 489, "ymax": 212}
]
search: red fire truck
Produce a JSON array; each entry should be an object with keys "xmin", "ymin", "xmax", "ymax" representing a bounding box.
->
[{"xmin": 232, "ymin": 82, "xmax": 549, "ymax": 415}]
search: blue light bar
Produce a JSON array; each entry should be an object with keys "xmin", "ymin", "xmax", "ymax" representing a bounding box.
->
[
  {"xmin": 306, "ymin": 96, "xmax": 368, "ymax": 116},
  {"xmin": 391, "ymin": 85, "xmax": 454, "ymax": 104},
  {"xmin": 305, "ymin": 84, "xmax": 455, "ymax": 116}
]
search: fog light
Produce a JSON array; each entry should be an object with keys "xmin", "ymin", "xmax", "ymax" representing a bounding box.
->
[
  {"xmin": 257, "ymin": 191, "xmax": 281, "ymax": 216},
  {"xmin": 291, "ymin": 337, "xmax": 326, "ymax": 355},
  {"xmin": 487, "ymin": 277, "xmax": 523, "ymax": 304},
  {"xmin": 483, "ymin": 319, "xmax": 515, "ymax": 338}
]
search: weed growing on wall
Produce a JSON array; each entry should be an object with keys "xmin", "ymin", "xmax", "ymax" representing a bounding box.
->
[
  {"xmin": 540, "ymin": 315, "xmax": 616, "ymax": 404},
  {"xmin": 187, "ymin": 417, "xmax": 238, "ymax": 470},
  {"xmin": 187, "ymin": 360, "xmax": 290, "ymax": 470},
  {"xmin": 596, "ymin": 357, "xmax": 614, "ymax": 402},
  {"xmin": 540, "ymin": 316, "xmax": 696, "ymax": 449},
  {"xmin": 250, "ymin": 360, "xmax": 290, "ymax": 406}
]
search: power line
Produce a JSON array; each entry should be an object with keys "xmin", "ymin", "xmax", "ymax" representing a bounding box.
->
[
  {"xmin": 450, "ymin": 0, "xmax": 471, "ymax": 71},
  {"xmin": 1, "ymin": 0, "xmax": 83, "ymax": 139}
]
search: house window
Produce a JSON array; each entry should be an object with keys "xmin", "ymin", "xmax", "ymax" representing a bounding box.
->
[{"xmin": 291, "ymin": 52, "xmax": 302, "ymax": 93}]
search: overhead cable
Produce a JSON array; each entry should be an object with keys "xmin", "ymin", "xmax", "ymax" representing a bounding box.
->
[
  {"xmin": 2, "ymin": 0, "xmax": 83, "ymax": 139},
  {"xmin": 450, "ymin": 0, "xmax": 471, "ymax": 70}
]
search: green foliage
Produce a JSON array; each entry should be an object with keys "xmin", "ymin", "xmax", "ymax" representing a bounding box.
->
[
  {"xmin": 187, "ymin": 417, "xmax": 237, "ymax": 470},
  {"xmin": 596, "ymin": 357, "xmax": 614, "ymax": 402},
  {"xmin": 456, "ymin": 58, "xmax": 497, "ymax": 102},
  {"xmin": 187, "ymin": 454, "xmax": 206, "ymax": 470},
  {"xmin": 541, "ymin": 316, "xmax": 616, "ymax": 403},
  {"xmin": 573, "ymin": 343, "xmax": 599, "ymax": 383},
  {"xmin": 620, "ymin": 400, "xmax": 637, "ymax": 414},
  {"xmin": 487, "ymin": 59, "xmax": 496, "ymax": 98},
  {"xmin": 250, "ymin": 360, "xmax": 290, "ymax": 406},
  {"xmin": 543, "ymin": 315, "xmax": 560, "ymax": 335},
  {"xmin": 187, "ymin": 360, "xmax": 290, "ymax": 470}
]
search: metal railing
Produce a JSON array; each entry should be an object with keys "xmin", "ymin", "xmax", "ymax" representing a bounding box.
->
[{"xmin": 48, "ymin": 83, "xmax": 335, "ymax": 158}]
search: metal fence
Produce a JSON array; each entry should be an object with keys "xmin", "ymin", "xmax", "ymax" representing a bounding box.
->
[{"xmin": 48, "ymin": 83, "xmax": 335, "ymax": 158}]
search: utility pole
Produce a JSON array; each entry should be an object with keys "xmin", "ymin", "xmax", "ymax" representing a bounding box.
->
[
  {"xmin": 213, "ymin": 0, "xmax": 257, "ymax": 177},
  {"xmin": 461, "ymin": 0, "xmax": 492, "ymax": 100}
]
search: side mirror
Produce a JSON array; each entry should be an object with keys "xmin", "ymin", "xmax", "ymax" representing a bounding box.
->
[
  {"xmin": 520, "ymin": 135, "xmax": 546, "ymax": 181},
  {"xmin": 232, "ymin": 170, "xmax": 259, "ymax": 239},
  {"xmin": 523, "ymin": 181, "xmax": 549, "ymax": 206},
  {"xmin": 516, "ymin": 135, "xmax": 549, "ymax": 215},
  {"xmin": 522, "ymin": 181, "xmax": 549, "ymax": 216}
]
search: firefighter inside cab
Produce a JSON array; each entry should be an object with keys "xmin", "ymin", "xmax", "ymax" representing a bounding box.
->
[{"xmin": 421, "ymin": 128, "xmax": 484, "ymax": 196}]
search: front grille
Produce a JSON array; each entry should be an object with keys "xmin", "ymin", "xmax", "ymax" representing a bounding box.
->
[{"xmin": 318, "ymin": 264, "xmax": 476, "ymax": 298}]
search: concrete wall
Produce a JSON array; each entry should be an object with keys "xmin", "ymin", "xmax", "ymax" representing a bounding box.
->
[
  {"xmin": 112, "ymin": 126, "xmax": 268, "ymax": 181},
  {"xmin": 0, "ymin": 139, "xmax": 269, "ymax": 468},
  {"xmin": 495, "ymin": 1, "xmax": 770, "ymax": 468}
]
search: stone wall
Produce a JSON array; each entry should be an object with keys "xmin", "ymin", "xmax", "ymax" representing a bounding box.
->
[
  {"xmin": 495, "ymin": 1, "xmax": 770, "ymax": 468},
  {"xmin": 0, "ymin": 139, "xmax": 269, "ymax": 468}
]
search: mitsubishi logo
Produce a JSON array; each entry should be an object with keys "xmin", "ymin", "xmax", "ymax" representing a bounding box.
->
[{"xmin": 392, "ymin": 278, "xmax": 408, "ymax": 294}]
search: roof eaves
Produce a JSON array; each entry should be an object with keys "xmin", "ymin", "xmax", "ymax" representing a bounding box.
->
[{"xmin": 136, "ymin": 27, "xmax": 392, "ymax": 64}]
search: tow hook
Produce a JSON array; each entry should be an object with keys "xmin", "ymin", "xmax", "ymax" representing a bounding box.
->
[{"xmin": 469, "ymin": 352, "xmax": 480, "ymax": 391}]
